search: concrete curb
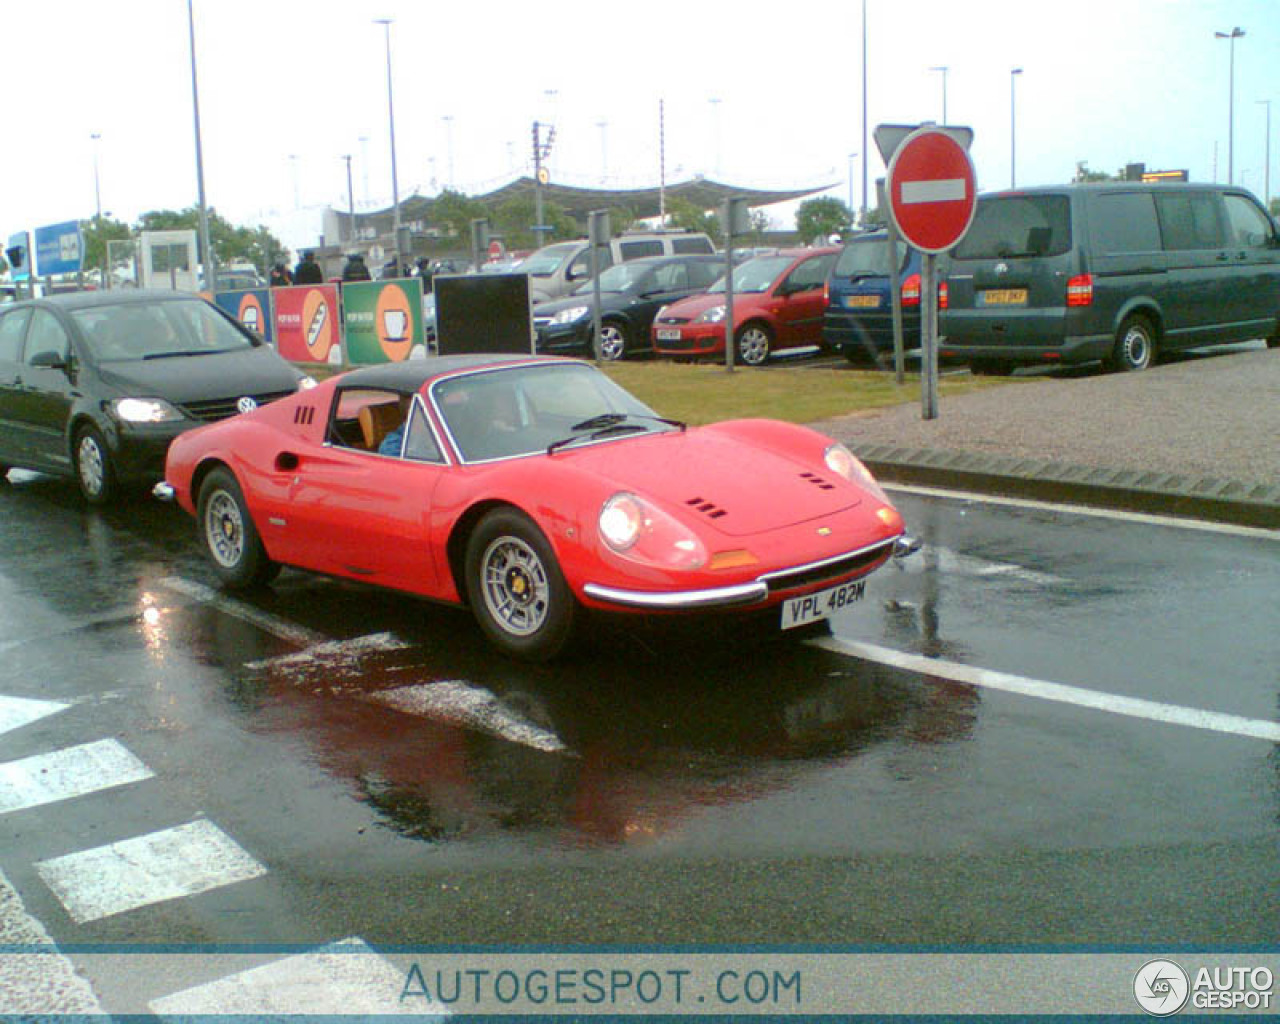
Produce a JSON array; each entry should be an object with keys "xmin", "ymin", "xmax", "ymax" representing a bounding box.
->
[{"xmin": 853, "ymin": 443, "xmax": 1280, "ymax": 529}]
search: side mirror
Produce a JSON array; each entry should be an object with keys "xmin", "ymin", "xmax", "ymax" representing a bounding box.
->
[{"xmin": 29, "ymin": 350, "xmax": 69, "ymax": 371}]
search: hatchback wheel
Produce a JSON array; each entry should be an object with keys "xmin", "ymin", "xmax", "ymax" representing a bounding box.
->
[
  {"xmin": 74, "ymin": 425, "xmax": 118, "ymax": 505},
  {"xmin": 464, "ymin": 508, "xmax": 576, "ymax": 661},
  {"xmin": 736, "ymin": 323, "xmax": 773, "ymax": 366},
  {"xmin": 596, "ymin": 321, "xmax": 630, "ymax": 361},
  {"xmin": 1111, "ymin": 314, "xmax": 1156, "ymax": 372},
  {"xmin": 197, "ymin": 468, "xmax": 278, "ymax": 588}
]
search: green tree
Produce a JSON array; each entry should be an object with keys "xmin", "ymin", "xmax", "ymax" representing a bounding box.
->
[
  {"xmin": 749, "ymin": 208, "xmax": 771, "ymax": 244},
  {"xmin": 796, "ymin": 197, "xmax": 854, "ymax": 244},
  {"xmin": 1072, "ymin": 161, "xmax": 1117, "ymax": 183},
  {"xmin": 491, "ymin": 196, "xmax": 577, "ymax": 250},
  {"xmin": 666, "ymin": 197, "xmax": 719, "ymax": 238},
  {"xmin": 80, "ymin": 217, "xmax": 134, "ymax": 271},
  {"xmin": 427, "ymin": 188, "xmax": 488, "ymax": 239},
  {"xmin": 136, "ymin": 207, "xmax": 285, "ymax": 271}
]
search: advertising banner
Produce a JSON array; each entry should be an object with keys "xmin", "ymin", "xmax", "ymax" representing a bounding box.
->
[
  {"xmin": 213, "ymin": 289, "xmax": 273, "ymax": 343},
  {"xmin": 34, "ymin": 220, "xmax": 84, "ymax": 276},
  {"xmin": 273, "ymin": 284, "xmax": 341, "ymax": 364},
  {"xmin": 341, "ymin": 278, "xmax": 425, "ymax": 365}
]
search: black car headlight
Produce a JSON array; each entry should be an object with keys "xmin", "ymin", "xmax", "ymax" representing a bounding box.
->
[{"xmin": 112, "ymin": 398, "xmax": 185, "ymax": 424}]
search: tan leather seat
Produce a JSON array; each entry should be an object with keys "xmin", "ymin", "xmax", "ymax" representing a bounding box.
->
[{"xmin": 358, "ymin": 400, "xmax": 406, "ymax": 451}]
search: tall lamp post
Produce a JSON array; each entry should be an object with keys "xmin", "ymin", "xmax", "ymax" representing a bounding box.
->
[
  {"xmin": 90, "ymin": 133, "xmax": 102, "ymax": 222},
  {"xmin": 186, "ymin": 0, "xmax": 214, "ymax": 291},
  {"xmin": 1215, "ymin": 28, "xmax": 1245, "ymax": 184},
  {"xmin": 1010, "ymin": 67, "xmax": 1023, "ymax": 188},
  {"xmin": 442, "ymin": 115, "xmax": 455, "ymax": 189},
  {"xmin": 342, "ymin": 154, "xmax": 355, "ymax": 245},
  {"xmin": 1259, "ymin": 100, "xmax": 1272, "ymax": 209},
  {"xmin": 374, "ymin": 17, "xmax": 402, "ymax": 275},
  {"xmin": 929, "ymin": 65, "xmax": 948, "ymax": 124}
]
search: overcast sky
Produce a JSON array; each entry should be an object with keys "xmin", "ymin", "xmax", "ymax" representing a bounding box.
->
[{"xmin": 2, "ymin": 0, "xmax": 1276, "ymax": 253}]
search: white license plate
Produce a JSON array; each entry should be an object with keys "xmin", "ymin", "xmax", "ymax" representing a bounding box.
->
[
  {"xmin": 780, "ymin": 578, "xmax": 866, "ymax": 629},
  {"xmin": 656, "ymin": 328, "xmax": 682, "ymax": 340}
]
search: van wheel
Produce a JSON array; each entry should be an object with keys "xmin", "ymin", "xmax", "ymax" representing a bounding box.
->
[
  {"xmin": 1111, "ymin": 315, "xmax": 1156, "ymax": 372},
  {"xmin": 1268, "ymin": 330, "xmax": 1279, "ymax": 350}
]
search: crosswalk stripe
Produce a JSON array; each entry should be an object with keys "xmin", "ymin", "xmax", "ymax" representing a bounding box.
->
[
  {"xmin": 0, "ymin": 694, "xmax": 68, "ymax": 738},
  {"xmin": 36, "ymin": 819, "xmax": 267, "ymax": 925},
  {"xmin": 0, "ymin": 869, "xmax": 104, "ymax": 1014},
  {"xmin": 0, "ymin": 739, "xmax": 154, "ymax": 815}
]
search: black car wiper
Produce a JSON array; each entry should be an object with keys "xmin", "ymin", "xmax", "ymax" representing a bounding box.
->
[
  {"xmin": 548, "ymin": 413, "xmax": 685, "ymax": 454},
  {"xmin": 142, "ymin": 349, "xmax": 217, "ymax": 360}
]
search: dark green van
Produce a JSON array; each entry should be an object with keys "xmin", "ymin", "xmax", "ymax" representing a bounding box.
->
[{"xmin": 939, "ymin": 183, "xmax": 1280, "ymax": 373}]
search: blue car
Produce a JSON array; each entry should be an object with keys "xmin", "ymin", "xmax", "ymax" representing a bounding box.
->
[{"xmin": 823, "ymin": 232, "xmax": 930, "ymax": 365}]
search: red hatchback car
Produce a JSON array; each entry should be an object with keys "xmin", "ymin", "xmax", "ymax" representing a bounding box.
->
[{"xmin": 651, "ymin": 248, "xmax": 839, "ymax": 365}]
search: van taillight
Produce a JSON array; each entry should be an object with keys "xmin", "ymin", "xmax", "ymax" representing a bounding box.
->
[
  {"xmin": 938, "ymin": 281, "xmax": 948, "ymax": 310},
  {"xmin": 901, "ymin": 273, "xmax": 921, "ymax": 306},
  {"xmin": 1067, "ymin": 273, "xmax": 1093, "ymax": 307}
]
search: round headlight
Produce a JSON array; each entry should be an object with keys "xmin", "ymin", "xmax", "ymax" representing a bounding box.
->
[
  {"xmin": 825, "ymin": 442, "xmax": 888, "ymax": 502},
  {"xmin": 598, "ymin": 492, "xmax": 707, "ymax": 569},
  {"xmin": 599, "ymin": 493, "xmax": 644, "ymax": 551}
]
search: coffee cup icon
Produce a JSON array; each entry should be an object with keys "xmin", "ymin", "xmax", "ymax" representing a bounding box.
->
[{"xmin": 382, "ymin": 308, "xmax": 408, "ymax": 342}]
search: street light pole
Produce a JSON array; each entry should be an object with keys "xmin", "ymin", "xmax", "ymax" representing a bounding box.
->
[
  {"xmin": 1259, "ymin": 100, "xmax": 1272, "ymax": 209},
  {"xmin": 442, "ymin": 115, "xmax": 455, "ymax": 189},
  {"xmin": 374, "ymin": 18, "xmax": 402, "ymax": 275},
  {"xmin": 186, "ymin": 0, "xmax": 214, "ymax": 291},
  {"xmin": 848, "ymin": 152, "xmax": 858, "ymax": 215},
  {"xmin": 1010, "ymin": 67, "xmax": 1023, "ymax": 188},
  {"xmin": 90, "ymin": 133, "xmax": 102, "ymax": 223},
  {"xmin": 1215, "ymin": 27, "xmax": 1245, "ymax": 184},
  {"xmin": 929, "ymin": 65, "xmax": 948, "ymax": 124},
  {"xmin": 342, "ymin": 154, "xmax": 355, "ymax": 245}
]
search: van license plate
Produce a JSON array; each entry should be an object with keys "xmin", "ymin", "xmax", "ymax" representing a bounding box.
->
[
  {"xmin": 656, "ymin": 329, "xmax": 682, "ymax": 341},
  {"xmin": 781, "ymin": 579, "xmax": 866, "ymax": 629},
  {"xmin": 980, "ymin": 288, "xmax": 1028, "ymax": 306},
  {"xmin": 845, "ymin": 295, "xmax": 881, "ymax": 309}
]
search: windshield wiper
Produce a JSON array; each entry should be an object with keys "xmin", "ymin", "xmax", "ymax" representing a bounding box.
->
[
  {"xmin": 142, "ymin": 350, "xmax": 211, "ymax": 360},
  {"xmin": 548, "ymin": 413, "xmax": 685, "ymax": 454}
]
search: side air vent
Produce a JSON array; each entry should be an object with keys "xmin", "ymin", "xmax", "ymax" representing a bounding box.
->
[
  {"xmin": 799, "ymin": 471, "xmax": 837, "ymax": 492},
  {"xmin": 685, "ymin": 496, "xmax": 728, "ymax": 520},
  {"xmin": 294, "ymin": 406, "xmax": 316, "ymax": 426}
]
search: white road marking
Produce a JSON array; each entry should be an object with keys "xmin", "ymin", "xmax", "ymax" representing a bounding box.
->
[
  {"xmin": 0, "ymin": 869, "xmax": 103, "ymax": 1014},
  {"xmin": 0, "ymin": 739, "xmax": 154, "ymax": 815},
  {"xmin": 157, "ymin": 576, "xmax": 326, "ymax": 647},
  {"xmin": 811, "ymin": 635, "xmax": 1280, "ymax": 743},
  {"xmin": 149, "ymin": 936, "xmax": 440, "ymax": 1016},
  {"xmin": 902, "ymin": 178, "xmax": 967, "ymax": 203},
  {"xmin": 920, "ymin": 545, "xmax": 1066, "ymax": 586},
  {"xmin": 36, "ymin": 819, "xmax": 268, "ymax": 924},
  {"xmin": 884, "ymin": 482, "xmax": 1280, "ymax": 540},
  {"xmin": 370, "ymin": 681, "xmax": 571, "ymax": 754},
  {"xmin": 244, "ymin": 631, "xmax": 411, "ymax": 675},
  {"xmin": 0, "ymin": 694, "xmax": 68, "ymax": 738}
]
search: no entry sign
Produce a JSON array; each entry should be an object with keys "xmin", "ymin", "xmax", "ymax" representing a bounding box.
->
[{"xmin": 886, "ymin": 127, "xmax": 977, "ymax": 254}]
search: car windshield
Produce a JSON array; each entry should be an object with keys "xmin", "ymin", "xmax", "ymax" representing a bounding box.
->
[
  {"xmin": 575, "ymin": 262, "xmax": 650, "ymax": 295},
  {"xmin": 69, "ymin": 299, "xmax": 256, "ymax": 362},
  {"xmin": 432, "ymin": 362, "xmax": 666, "ymax": 462},
  {"xmin": 953, "ymin": 194, "xmax": 1072, "ymax": 259},
  {"xmin": 707, "ymin": 254, "xmax": 793, "ymax": 294},
  {"xmin": 833, "ymin": 237, "xmax": 909, "ymax": 278},
  {"xmin": 520, "ymin": 244, "xmax": 580, "ymax": 277}
]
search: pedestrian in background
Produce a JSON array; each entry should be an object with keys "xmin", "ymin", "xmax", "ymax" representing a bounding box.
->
[
  {"xmin": 342, "ymin": 253, "xmax": 371, "ymax": 282},
  {"xmin": 294, "ymin": 251, "xmax": 323, "ymax": 284},
  {"xmin": 269, "ymin": 262, "xmax": 293, "ymax": 287}
]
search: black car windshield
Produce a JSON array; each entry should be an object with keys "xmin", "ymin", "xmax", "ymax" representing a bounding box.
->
[
  {"xmin": 432, "ymin": 362, "xmax": 666, "ymax": 462},
  {"xmin": 574, "ymin": 262, "xmax": 651, "ymax": 295},
  {"xmin": 70, "ymin": 299, "xmax": 256, "ymax": 362},
  {"xmin": 834, "ymin": 237, "xmax": 909, "ymax": 278},
  {"xmin": 707, "ymin": 254, "xmax": 793, "ymax": 294},
  {"xmin": 953, "ymin": 194, "xmax": 1072, "ymax": 259}
]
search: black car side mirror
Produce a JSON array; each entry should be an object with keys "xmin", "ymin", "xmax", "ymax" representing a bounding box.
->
[{"xmin": 29, "ymin": 350, "xmax": 69, "ymax": 371}]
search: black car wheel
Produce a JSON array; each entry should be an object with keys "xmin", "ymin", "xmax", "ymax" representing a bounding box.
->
[
  {"xmin": 736, "ymin": 322, "xmax": 773, "ymax": 366},
  {"xmin": 74, "ymin": 425, "xmax": 119, "ymax": 505},
  {"xmin": 464, "ymin": 508, "xmax": 576, "ymax": 661},
  {"xmin": 197, "ymin": 467, "xmax": 277, "ymax": 589},
  {"xmin": 1111, "ymin": 314, "xmax": 1156, "ymax": 372},
  {"xmin": 596, "ymin": 320, "xmax": 630, "ymax": 362}
]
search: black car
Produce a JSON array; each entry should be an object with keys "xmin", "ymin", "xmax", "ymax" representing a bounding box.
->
[
  {"xmin": 533, "ymin": 254, "xmax": 722, "ymax": 360},
  {"xmin": 0, "ymin": 290, "xmax": 311, "ymax": 504}
]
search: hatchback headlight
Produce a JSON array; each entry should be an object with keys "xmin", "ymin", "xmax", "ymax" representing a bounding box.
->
[
  {"xmin": 550, "ymin": 305, "xmax": 591, "ymax": 325},
  {"xmin": 694, "ymin": 305, "xmax": 727, "ymax": 324},
  {"xmin": 113, "ymin": 398, "xmax": 184, "ymax": 424},
  {"xmin": 599, "ymin": 492, "xmax": 707, "ymax": 570}
]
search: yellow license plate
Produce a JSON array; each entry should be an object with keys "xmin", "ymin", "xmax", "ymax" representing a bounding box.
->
[
  {"xmin": 981, "ymin": 288, "xmax": 1028, "ymax": 306},
  {"xmin": 845, "ymin": 295, "xmax": 881, "ymax": 309}
]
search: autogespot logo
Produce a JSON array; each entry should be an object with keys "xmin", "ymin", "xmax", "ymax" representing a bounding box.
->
[{"xmin": 1134, "ymin": 959, "xmax": 1190, "ymax": 1016}]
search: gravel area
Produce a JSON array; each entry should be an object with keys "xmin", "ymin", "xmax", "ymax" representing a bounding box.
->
[{"xmin": 814, "ymin": 345, "xmax": 1280, "ymax": 487}]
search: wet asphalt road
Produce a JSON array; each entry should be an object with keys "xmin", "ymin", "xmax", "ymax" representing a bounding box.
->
[{"xmin": 0, "ymin": 470, "xmax": 1277, "ymax": 958}]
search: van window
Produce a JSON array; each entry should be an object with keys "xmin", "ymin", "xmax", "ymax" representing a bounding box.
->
[
  {"xmin": 1155, "ymin": 193, "xmax": 1226, "ymax": 250},
  {"xmin": 834, "ymin": 237, "xmax": 909, "ymax": 277},
  {"xmin": 672, "ymin": 236, "xmax": 714, "ymax": 254},
  {"xmin": 1222, "ymin": 193, "xmax": 1276, "ymax": 248},
  {"xmin": 619, "ymin": 239, "xmax": 663, "ymax": 259},
  {"xmin": 953, "ymin": 194, "xmax": 1071, "ymax": 259},
  {"xmin": 1090, "ymin": 192, "xmax": 1161, "ymax": 254},
  {"xmin": 566, "ymin": 247, "xmax": 613, "ymax": 279}
]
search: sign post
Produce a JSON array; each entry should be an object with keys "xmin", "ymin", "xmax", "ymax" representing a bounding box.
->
[
  {"xmin": 884, "ymin": 125, "xmax": 977, "ymax": 420},
  {"xmin": 588, "ymin": 210, "xmax": 610, "ymax": 364}
]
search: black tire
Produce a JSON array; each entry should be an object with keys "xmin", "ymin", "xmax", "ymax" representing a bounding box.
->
[
  {"xmin": 74, "ymin": 425, "xmax": 119, "ymax": 505},
  {"xmin": 736, "ymin": 322, "xmax": 773, "ymax": 366},
  {"xmin": 596, "ymin": 320, "xmax": 630, "ymax": 362},
  {"xmin": 197, "ymin": 467, "xmax": 277, "ymax": 589},
  {"xmin": 464, "ymin": 508, "xmax": 576, "ymax": 661},
  {"xmin": 1267, "ymin": 332, "xmax": 1279, "ymax": 350},
  {"xmin": 1110, "ymin": 314, "xmax": 1156, "ymax": 372}
]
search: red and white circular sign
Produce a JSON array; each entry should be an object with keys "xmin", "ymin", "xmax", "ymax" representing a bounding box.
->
[{"xmin": 886, "ymin": 127, "xmax": 977, "ymax": 254}]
